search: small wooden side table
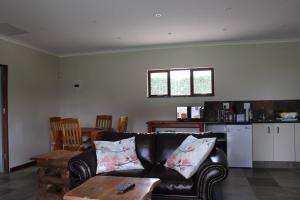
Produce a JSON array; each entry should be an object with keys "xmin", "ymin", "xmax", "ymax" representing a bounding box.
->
[
  {"xmin": 64, "ymin": 176, "xmax": 161, "ymax": 200},
  {"xmin": 31, "ymin": 150, "xmax": 82, "ymax": 200}
]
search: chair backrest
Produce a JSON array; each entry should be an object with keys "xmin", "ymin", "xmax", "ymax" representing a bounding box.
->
[
  {"xmin": 96, "ymin": 115, "xmax": 112, "ymax": 129},
  {"xmin": 48, "ymin": 117, "xmax": 62, "ymax": 151},
  {"xmin": 61, "ymin": 118, "xmax": 82, "ymax": 151},
  {"xmin": 117, "ymin": 116, "xmax": 128, "ymax": 132}
]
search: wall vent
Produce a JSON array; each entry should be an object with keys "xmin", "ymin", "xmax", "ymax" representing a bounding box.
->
[{"xmin": 0, "ymin": 23, "xmax": 28, "ymax": 36}]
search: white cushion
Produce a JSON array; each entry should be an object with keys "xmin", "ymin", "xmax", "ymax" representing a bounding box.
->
[
  {"xmin": 165, "ymin": 136, "xmax": 216, "ymax": 179},
  {"xmin": 94, "ymin": 137, "xmax": 144, "ymax": 174}
]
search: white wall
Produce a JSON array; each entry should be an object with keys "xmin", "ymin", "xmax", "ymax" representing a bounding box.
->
[
  {"xmin": 58, "ymin": 42, "xmax": 300, "ymax": 133},
  {"xmin": 2, "ymin": 38, "xmax": 299, "ymax": 168},
  {"xmin": 0, "ymin": 39, "xmax": 59, "ymax": 168}
]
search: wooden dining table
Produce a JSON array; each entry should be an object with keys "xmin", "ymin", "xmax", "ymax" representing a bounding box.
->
[
  {"xmin": 81, "ymin": 127, "xmax": 114, "ymax": 143},
  {"xmin": 53, "ymin": 127, "xmax": 114, "ymax": 150}
]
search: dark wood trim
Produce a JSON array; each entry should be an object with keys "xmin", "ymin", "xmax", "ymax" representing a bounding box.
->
[
  {"xmin": 190, "ymin": 69, "xmax": 194, "ymax": 95},
  {"xmin": 148, "ymin": 67, "xmax": 215, "ymax": 98},
  {"xmin": 0, "ymin": 65, "xmax": 8, "ymax": 173},
  {"xmin": 147, "ymin": 70, "xmax": 151, "ymax": 97},
  {"xmin": 10, "ymin": 161, "xmax": 36, "ymax": 172}
]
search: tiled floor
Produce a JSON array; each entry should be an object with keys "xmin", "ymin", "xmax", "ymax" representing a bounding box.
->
[
  {"xmin": 0, "ymin": 167, "xmax": 37, "ymax": 200},
  {"xmin": 218, "ymin": 168, "xmax": 300, "ymax": 200},
  {"xmin": 2, "ymin": 167, "xmax": 300, "ymax": 199}
]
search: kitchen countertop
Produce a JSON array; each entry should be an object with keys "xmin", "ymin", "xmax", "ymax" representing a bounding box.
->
[
  {"xmin": 204, "ymin": 120, "xmax": 300, "ymax": 124},
  {"xmin": 204, "ymin": 121, "xmax": 252, "ymax": 125},
  {"xmin": 251, "ymin": 120, "xmax": 300, "ymax": 123}
]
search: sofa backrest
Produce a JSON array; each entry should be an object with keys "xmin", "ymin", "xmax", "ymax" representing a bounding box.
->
[
  {"xmin": 97, "ymin": 132, "xmax": 218, "ymax": 166},
  {"xmin": 97, "ymin": 132, "xmax": 156, "ymax": 165}
]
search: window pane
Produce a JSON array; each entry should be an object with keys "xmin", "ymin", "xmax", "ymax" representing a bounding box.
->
[
  {"xmin": 150, "ymin": 72, "xmax": 168, "ymax": 95},
  {"xmin": 170, "ymin": 70, "xmax": 190, "ymax": 96},
  {"xmin": 193, "ymin": 70, "xmax": 212, "ymax": 94}
]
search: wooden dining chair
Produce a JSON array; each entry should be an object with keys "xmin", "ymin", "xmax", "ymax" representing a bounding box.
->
[
  {"xmin": 48, "ymin": 117, "xmax": 62, "ymax": 151},
  {"xmin": 96, "ymin": 115, "xmax": 112, "ymax": 129},
  {"xmin": 61, "ymin": 118, "xmax": 91, "ymax": 151},
  {"xmin": 117, "ymin": 116, "xmax": 128, "ymax": 132}
]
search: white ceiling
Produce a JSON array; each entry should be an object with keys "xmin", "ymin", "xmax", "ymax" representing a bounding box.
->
[{"xmin": 0, "ymin": 0, "xmax": 300, "ymax": 56}]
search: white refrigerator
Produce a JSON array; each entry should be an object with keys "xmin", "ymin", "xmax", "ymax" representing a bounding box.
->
[{"xmin": 226, "ymin": 125, "xmax": 253, "ymax": 168}]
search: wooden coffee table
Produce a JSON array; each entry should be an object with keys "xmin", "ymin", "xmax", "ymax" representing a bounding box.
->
[
  {"xmin": 64, "ymin": 176, "xmax": 161, "ymax": 200},
  {"xmin": 31, "ymin": 150, "xmax": 82, "ymax": 200}
]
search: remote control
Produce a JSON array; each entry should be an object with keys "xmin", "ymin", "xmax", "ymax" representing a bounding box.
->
[{"xmin": 117, "ymin": 182, "xmax": 135, "ymax": 194}]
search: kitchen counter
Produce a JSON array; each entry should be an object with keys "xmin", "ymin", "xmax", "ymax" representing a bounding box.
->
[
  {"xmin": 204, "ymin": 120, "xmax": 300, "ymax": 124},
  {"xmin": 205, "ymin": 121, "xmax": 252, "ymax": 125},
  {"xmin": 252, "ymin": 120, "xmax": 300, "ymax": 123}
]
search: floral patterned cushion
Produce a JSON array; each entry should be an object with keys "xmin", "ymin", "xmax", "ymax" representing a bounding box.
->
[
  {"xmin": 94, "ymin": 137, "xmax": 144, "ymax": 174},
  {"xmin": 164, "ymin": 136, "xmax": 216, "ymax": 179}
]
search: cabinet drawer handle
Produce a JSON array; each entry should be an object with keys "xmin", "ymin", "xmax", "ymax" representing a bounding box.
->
[
  {"xmin": 277, "ymin": 127, "xmax": 279, "ymax": 134},
  {"xmin": 267, "ymin": 126, "xmax": 270, "ymax": 133}
]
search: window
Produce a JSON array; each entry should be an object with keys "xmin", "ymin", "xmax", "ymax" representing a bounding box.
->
[
  {"xmin": 192, "ymin": 68, "xmax": 213, "ymax": 95},
  {"xmin": 148, "ymin": 70, "xmax": 169, "ymax": 96},
  {"xmin": 148, "ymin": 67, "xmax": 214, "ymax": 97},
  {"xmin": 170, "ymin": 70, "xmax": 190, "ymax": 96}
]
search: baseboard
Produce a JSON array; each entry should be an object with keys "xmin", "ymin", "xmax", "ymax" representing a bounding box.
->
[
  {"xmin": 10, "ymin": 161, "xmax": 36, "ymax": 172},
  {"xmin": 253, "ymin": 161, "xmax": 300, "ymax": 168}
]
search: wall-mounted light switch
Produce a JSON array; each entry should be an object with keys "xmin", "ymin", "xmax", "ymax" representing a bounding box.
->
[{"xmin": 73, "ymin": 80, "xmax": 82, "ymax": 89}]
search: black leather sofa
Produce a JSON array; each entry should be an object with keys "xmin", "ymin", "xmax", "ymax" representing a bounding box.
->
[{"xmin": 68, "ymin": 132, "xmax": 228, "ymax": 200}]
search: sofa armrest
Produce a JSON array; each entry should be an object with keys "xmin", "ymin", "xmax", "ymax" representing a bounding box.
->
[
  {"xmin": 68, "ymin": 149, "xmax": 97, "ymax": 189},
  {"xmin": 195, "ymin": 148, "xmax": 228, "ymax": 200}
]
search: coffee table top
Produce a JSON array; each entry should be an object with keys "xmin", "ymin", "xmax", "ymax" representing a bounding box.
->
[
  {"xmin": 64, "ymin": 176, "xmax": 161, "ymax": 200},
  {"xmin": 31, "ymin": 150, "xmax": 82, "ymax": 161}
]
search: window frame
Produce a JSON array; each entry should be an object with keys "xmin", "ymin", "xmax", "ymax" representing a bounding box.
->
[
  {"xmin": 191, "ymin": 67, "xmax": 214, "ymax": 96},
  {"xmin": 147, "ymin": 67, "xmax": 214, "ymax": 98},
  {"xmin": 147, "ymin": 69, "xmax": 170, "ymax": 97}
]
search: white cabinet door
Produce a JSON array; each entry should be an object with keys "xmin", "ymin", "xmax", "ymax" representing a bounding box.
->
[
  {"xmin": 274, "ymin": 123, "xmax": 295, "ymax": 161},
  {"xmin": 226, "ymin": 125, "xmax": 252, "ymax": 167},
  {"xmin": 253, "ymin": 123, "xmax": 274, "ymax": 161},
  {"xmin": 295, "ymin": 123, "xmax": 300, "ymax": 161}
]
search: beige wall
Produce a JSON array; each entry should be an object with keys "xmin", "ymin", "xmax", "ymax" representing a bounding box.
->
[
  {"xmin": 59, "ymin": 42, "xmax": 300, "ymax": 132},
  {"xmin": 0, "ymin": 39, "xmax": 59, "ymax": 168}
]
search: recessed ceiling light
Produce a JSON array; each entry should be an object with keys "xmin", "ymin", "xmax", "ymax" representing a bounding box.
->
[
  {"xmin": 225, "ymin": 7, "xmax": 232, "ymax": 11},
  {"xmin": 154, "ymin": 13, "xmax": 162, "ymax": 17}
]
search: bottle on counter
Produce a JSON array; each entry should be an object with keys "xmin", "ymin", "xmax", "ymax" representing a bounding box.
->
[
  {"xmin": 249, "ymin": 109, "xmax": 253, "ymax": 121},
  {"xmin": 218, "ymin": 109, "xmax": 223, "ymax": 122},
  {"xmin": 225, "ymin": 109, "xmax": 230, "ymax": 122},
  {"xmin": 229, "ymin": 107, "xmax": 236, "ymax": 122}
]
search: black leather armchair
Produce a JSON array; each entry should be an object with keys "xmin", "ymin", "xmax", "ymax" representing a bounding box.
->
[{"xmin": 69, "ymin": 132, "xmax": 228, "ymax": 200}]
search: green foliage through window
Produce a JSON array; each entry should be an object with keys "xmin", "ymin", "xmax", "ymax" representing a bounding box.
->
[
  {"xmin": 193, "ymin": 70, "xmax": 212, "ymax": 94},
  {"xmin": 170, "ymin": 70, "xmax": 190, "ymax": 96},
  {"xmin": 150, "ymin": 72, "xmax": 168, "ymax": 95}
]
